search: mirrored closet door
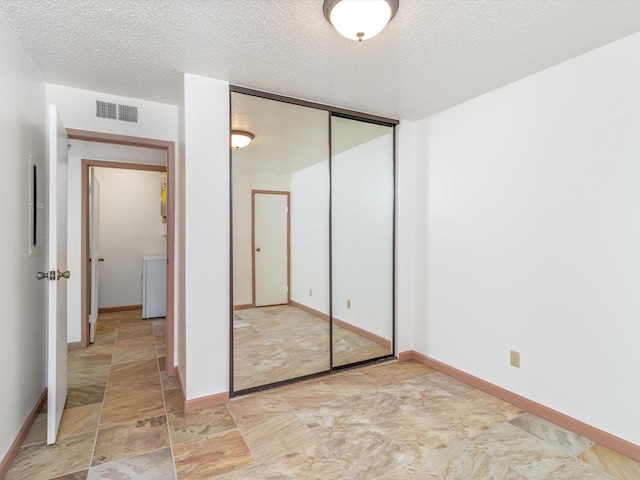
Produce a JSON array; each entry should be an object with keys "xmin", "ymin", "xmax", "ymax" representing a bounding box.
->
[
  {"xmin": 331, "ymin": 116, "xmax": 395, "ymax": 366},
  {"xmin": 231, "ymin": 88, "xmax": 396, "ymax": 394},
  {"xmin": 231, "ymin": 92, "xmax": 331, "ymax": 391}
]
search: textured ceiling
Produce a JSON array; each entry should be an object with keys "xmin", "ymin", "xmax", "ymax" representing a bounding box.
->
[{"xmin": 1, "ymin": 0, "xmax": 639, "ymax": 120}]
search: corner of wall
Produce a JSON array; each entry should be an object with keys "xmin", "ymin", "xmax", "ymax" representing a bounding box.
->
[
  {"xmin": 395, "ymin": 119, "xmax": 419, "ymax": 354},
  {"xmin": 183, "ymin": 73, "xmax": 231, "ymax": 400},
  {"xmin": 176, "ymin": 76, "xmax": 187, "ymax": 380}
]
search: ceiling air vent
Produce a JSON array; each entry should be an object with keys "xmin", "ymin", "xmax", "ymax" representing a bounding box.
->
[
  {"xmin": 95, "ymin": 100, "xmax": 139, "ymax": 123},
  {"xmin": 118, "ymin": 104, "xmax": 138, "ymax": 123},
  {"xmin": 96, "ymin": 100, "xmax": 117, "ymax": 120}
]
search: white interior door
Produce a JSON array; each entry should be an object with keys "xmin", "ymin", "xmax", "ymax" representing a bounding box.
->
[
  {"xmin": 89, "ymin": 168, "xmax": 101, "ymax": 343},
  {"xmin": 46, "ymin": 105, "xmax": 69, "ymax": 445},
  {"xmin": 254, "ymin": 192, "xmax": 289, "ymax": 307}
]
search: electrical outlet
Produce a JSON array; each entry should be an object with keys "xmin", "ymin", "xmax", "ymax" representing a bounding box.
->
[
  {"xmin": 510, "ymin": 350, "xmax": 520, "ymax": 368},
  {"xmin": 347, "ymin": 299, "xmax": 351, "ymax": 309},
  {"xmin": 309, "ymin": 289, "xmax": 312, "ymax": 296}
]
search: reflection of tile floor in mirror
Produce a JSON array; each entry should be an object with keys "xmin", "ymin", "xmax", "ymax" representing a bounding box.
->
[
  {"xmin": 7, "ymin": 309, "xmax": 640, "ymax": 479},
  {"xmin": 233, "ymin": 305, "xmax": 391, "ymax": 390}
]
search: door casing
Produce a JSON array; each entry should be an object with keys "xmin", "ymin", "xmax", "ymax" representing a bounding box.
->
[{"xmin": 70, "ymin": 129, "xmax": 177, "ymax": 377}]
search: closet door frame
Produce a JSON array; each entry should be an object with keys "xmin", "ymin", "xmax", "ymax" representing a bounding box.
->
[{"xmin": 229, "ymin": 85, "xmax": 398, "ymax": 396}]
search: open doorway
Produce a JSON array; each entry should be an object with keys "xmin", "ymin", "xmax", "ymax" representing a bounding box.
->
[
  {"xmin": 87, "ymin": 163, "xmax": 167, "ymax": 342},
  {"xmin": 70, "ymin": 129, "xmax": 176, "ymax": 376}
]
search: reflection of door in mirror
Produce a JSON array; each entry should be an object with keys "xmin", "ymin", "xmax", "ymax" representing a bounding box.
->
[
  {"xmin": 253, "ymin": 191, "xmax": 289, "ymax": 307},
  {"xmin": 231, "ymin": 91, "xmax": 331, "ymax": 392},
  {"xmin": 331, "ymin": 116, "xmax": 395, "ymax": 367}
]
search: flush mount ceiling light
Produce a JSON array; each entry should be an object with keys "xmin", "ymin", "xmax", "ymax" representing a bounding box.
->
[
  {"xmin": 231, "ymin": 130, "xmax": 254, "ymax": 149},
  {"xmin": 323, "ymin": 0, "xmax": 399, "ymax": 42}
]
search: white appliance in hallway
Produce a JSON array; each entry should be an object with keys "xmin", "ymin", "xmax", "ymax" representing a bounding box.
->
[{"xmin": 142, "ymin": 254, "xmax": 167, "ymax": 319}]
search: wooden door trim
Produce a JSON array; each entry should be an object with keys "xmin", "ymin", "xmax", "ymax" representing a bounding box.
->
[
  {"xmin": 72, "ymin": 128, "xmax": 176, "ymax": 376},
  {"xmin": 251, "ymin": 190, "xmax": 291, "ymax": 307}
]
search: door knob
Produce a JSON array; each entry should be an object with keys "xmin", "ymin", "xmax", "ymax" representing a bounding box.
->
[
  {"xmin": 256, "ymin": 247, "xmax": 261, "ymax": 252},
  {"xmin": 57, "ymin": 270, "xmax": 70, "ymax": 280},
  {"xmin": 36, "ymin": 271, "xmax": 50, "ymax": 280}
]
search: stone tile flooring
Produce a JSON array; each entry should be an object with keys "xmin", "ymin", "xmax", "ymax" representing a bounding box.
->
[
  {"xmin": 233, "ymin": 305, "xmax": 391, "ymax": 391},
  {"xmin": 6, "ymin": 310, "xmax": 640, "ymax": 479}
]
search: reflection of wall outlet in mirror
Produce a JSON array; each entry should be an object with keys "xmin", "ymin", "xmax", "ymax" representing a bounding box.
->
[
  {"xmin": 347, "ymin": 299, "xmax": 351, "ymax": 309},
  {"xmin": 309, "ymin": 289, "xmax": 312, "ymax": 296},
  {"xmin": 510, "ymin": 350, "xmax": 520, "ymax": 368}
]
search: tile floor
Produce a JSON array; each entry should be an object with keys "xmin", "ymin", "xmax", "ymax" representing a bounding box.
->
[
  {"xmin": 6, "ymin": 310, "xmax": 640, "ymax": 479},
  {"xmin": 233, "ymin": 305, "xmax": 390, "ymax": 390}
]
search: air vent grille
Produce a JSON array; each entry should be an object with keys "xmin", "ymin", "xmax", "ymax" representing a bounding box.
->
[
  {"xmin": 96, "ymin": 100, "xmax": 117, "ymax": 120},
  {"xmin": 118, "ymin": 104, "xmax": 138, "ymax": 123},
  {"xmin": 96, "ymin": 100, "xmax": 139, "ymax": 123}
]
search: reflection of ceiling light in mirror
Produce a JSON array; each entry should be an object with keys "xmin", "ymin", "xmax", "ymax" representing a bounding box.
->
[
  {"xmin": 323, "ymin": 0, "xmax": 399, "ymax": 42},
  {"xmin": 231, "ymin": 130, "xmax": 254, "ymax": 149}
]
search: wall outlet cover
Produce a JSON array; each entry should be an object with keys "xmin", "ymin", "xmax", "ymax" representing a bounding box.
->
[{"xmin": 510, "ymin": 350, "xmax": 520, "ymax": 368}]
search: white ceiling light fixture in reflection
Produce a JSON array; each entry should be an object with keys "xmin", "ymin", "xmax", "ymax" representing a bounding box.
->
[
  {"xmin": 323, "ymin": 0, "xmax": 399, "ymax": 42},
  {"xmin": 231, "ymin": 130, "xmax": 254, "ymax": 149}
]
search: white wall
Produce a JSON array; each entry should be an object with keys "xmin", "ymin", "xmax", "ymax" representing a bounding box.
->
[
  {"xmin": 183, "ymin": 74, "xmax": 230, "ymax": 400},
  {"xmin": 290, "ymin": 160, "xmax": 331, "ymax": 314},
  {"xmin": 95, "ymin": 167, "xmax": 166, "ymax": 308},
  {"xmin": 45, "ymin": 85, "xmax": 178, "ymax": 346},
  {"xmin": 414, "ymin": 33, "xmax": 640, "ymax": 445},
  {"xmin": 395, "ymin": 119, "xmax": 417, "ymax": 355},
  {"xmin": 232, "ymin": 170, "xmax": 291, "ymax": 306},
  {"xmin": 0, "ymin": 13, "xmax": 46, "ymax": 463},
  {"xmin": 332, "ymin": 134, "xmax": 395, "ymax": 340}
]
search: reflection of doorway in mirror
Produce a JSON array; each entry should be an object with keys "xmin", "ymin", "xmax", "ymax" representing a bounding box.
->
[{"xmin": 252, "ymin": 190, "xmax": 290, "ymax": 307}]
